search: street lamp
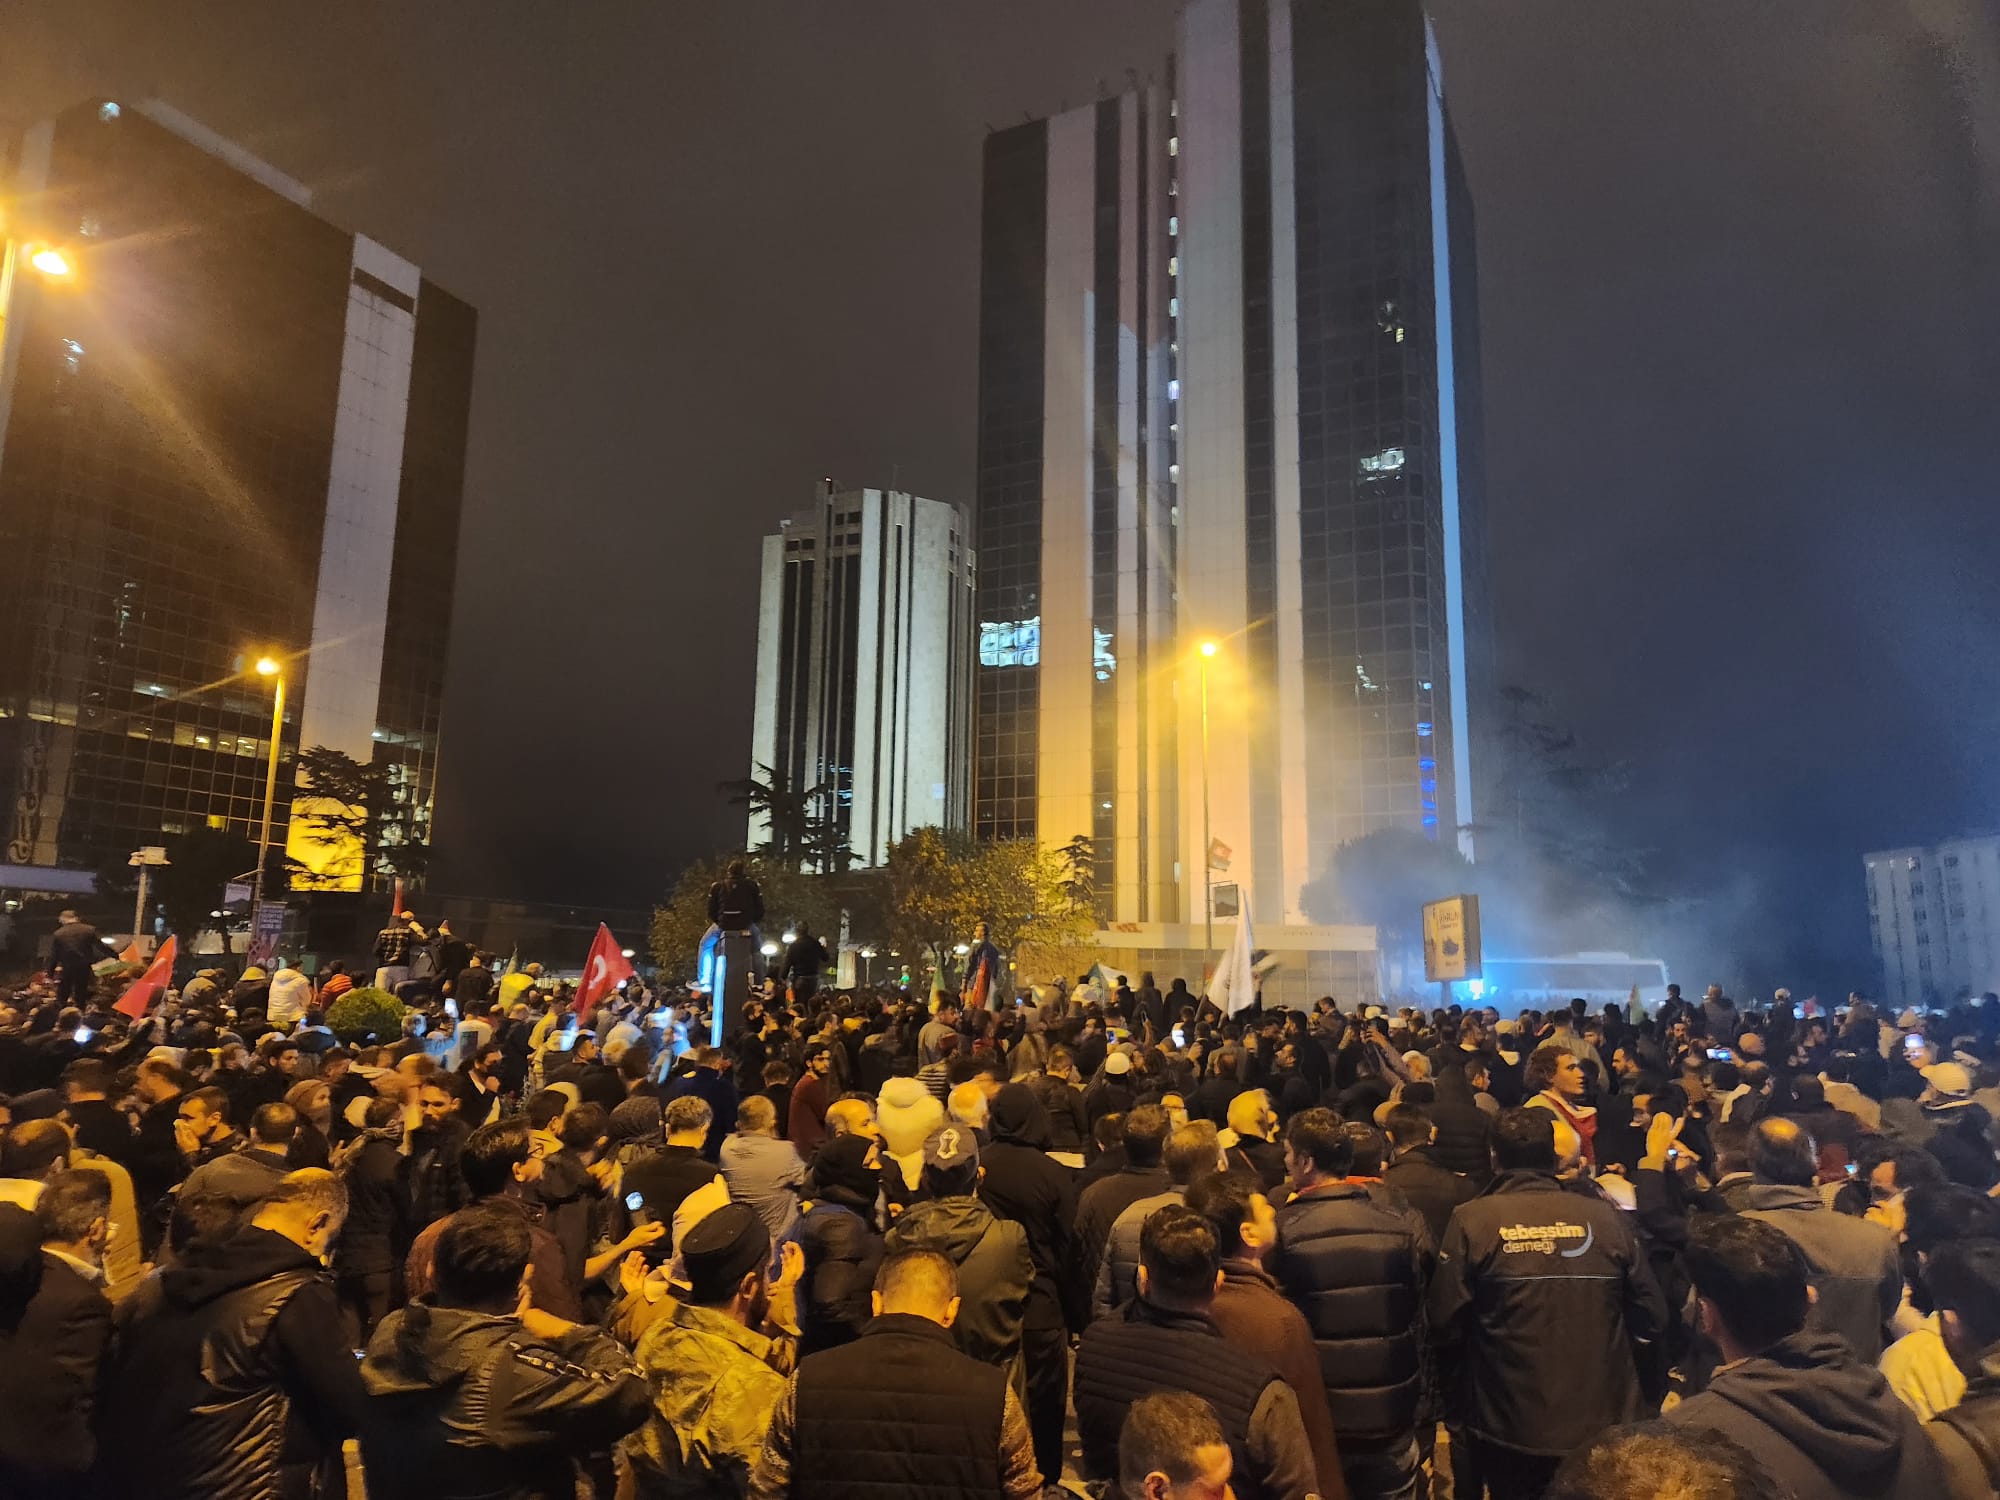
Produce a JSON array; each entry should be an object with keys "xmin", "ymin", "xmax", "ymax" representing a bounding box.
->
[
  {"xmin": 781, "ymin": 929, "xmax": 798, "ymax": 945},
  {"xmin": 858, "ymin": 946, "xmax": 875, "ymax": 984},
  {"xmin": 27, "ymin": 246, "xmax": 74, "ymax": 278},
  {"xmin": 1198, "ymin": 641, "xmax": 1218, "ymax": 954},
  {"xmin": 760, "ymin": 941, "xmax": 780, "ymax": 958},
  {"xmin": 250, "ymin": 655, "xmax": 285, "ymax": 917}
]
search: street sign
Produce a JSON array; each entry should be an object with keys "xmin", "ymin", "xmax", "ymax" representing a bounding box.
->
[
  {"xmin": 223, "ymin": 882, "xmax": 253, "ymax": 908},
  {"xmin": 1422, "ymin": 894, "xmax": 1482, "ymax": 983},
  {"xmin": 1208, "ymin": 838, "xmax": 1232, "ymax": 872},
  {"xmin": 248, "ymin": 901, "xmax": 286, "ymax": 966},
  {"xmin": 1213, "ymin": 882, "xmax": 1241, "ymax": 919}
]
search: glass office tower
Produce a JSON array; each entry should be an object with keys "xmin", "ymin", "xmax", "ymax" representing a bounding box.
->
[
  {"xmin": 972, "ymin": 0, "xmax": 1489, "ymax": 934},
  {"xmin": 0, "ymin": 100, "xmax": 474, "ymax": 890}
]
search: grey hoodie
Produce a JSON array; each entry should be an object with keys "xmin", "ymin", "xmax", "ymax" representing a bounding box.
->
[
  {"xmin": 1741, "ymin": 1182, "xmax": 1902, "ymax": 1361},
  {"xmin": 1667, "ymin": 1331, "xmax": 1945, "ymax": 1500}
]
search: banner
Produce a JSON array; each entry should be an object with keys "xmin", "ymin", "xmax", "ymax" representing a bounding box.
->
[
  {"xmin": 114, "ymin": 935, "xmax": 177, "ymax": 1019},
  {"xmin": 577, "ymin": 923, "xmax": 636, "ymax": 1011}
]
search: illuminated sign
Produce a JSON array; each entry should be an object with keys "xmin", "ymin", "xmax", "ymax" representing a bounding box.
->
[{"xmin": 1422, "ymin": 894, "xmax": 1483, "ymax": 982}]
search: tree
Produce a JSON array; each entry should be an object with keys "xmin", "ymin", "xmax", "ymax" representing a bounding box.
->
[
  {"xmin": 882, "ymin": 827, "xmax": 980, "ymax": 975},
  {"xmin": 649, "ymin": 853, "xmax": 841, "ymax": 984},
  {"xmin": 879, "ymin": 829, "xmax": 1096, "ymax": 988},
  {"xmin": 290, "ymin": 744, "xmax": 430, "ymax": 892},
  {"xmin": 1056, "ymin": 833, "xmax": 1101, "ymax": 921},
  {"xmin": 719, "ymin": 762, "xmax": 834, "ymax": 869}
]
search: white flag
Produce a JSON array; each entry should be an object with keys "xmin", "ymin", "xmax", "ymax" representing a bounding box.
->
[{"xmin": 1210, "ymin": 889, "xmax": 1257, "ymax": 1016}]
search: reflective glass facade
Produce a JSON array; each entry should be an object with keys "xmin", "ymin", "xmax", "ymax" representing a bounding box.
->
[{"xmin": 0, "ymin": 101, "xmax": 472, "ymax": 886}]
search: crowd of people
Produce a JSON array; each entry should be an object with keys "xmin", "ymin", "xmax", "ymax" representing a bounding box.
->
[{"xmin": 3, "ymin": 908, "xmax": 2000, "ymax": 1500}]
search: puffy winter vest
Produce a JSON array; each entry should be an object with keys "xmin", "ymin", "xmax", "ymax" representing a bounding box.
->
[{"xmin": 792, "ymin": 1314, "xmax": 1008, "ymax": 1500}]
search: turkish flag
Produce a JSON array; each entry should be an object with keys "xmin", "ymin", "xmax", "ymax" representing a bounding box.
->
[
  {"xmin": 577, "ymin": 923, "xmax": 635, "ymax": 1012},
  {"xmin": 115, "ymin": 935, "xmax": 177, "ymax": 1019}
]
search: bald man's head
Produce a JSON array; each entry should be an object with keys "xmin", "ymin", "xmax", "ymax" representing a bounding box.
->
[{"xmin": 1749, "ymin": 1117, "xmax": 1818, "ymax": 1187}]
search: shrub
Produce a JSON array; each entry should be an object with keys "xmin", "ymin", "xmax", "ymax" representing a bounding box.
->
[{"xmin": 325, "ymin": 986, "xmax": 407, "ymax": 1045}]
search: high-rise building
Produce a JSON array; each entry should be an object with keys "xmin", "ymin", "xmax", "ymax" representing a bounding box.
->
[
  {"xmin": 1865, "ymin": 836, "xmax": 2000, "ymax": 1011},
  {"xmin": 972, "ymin": 0, "xmax": 1487, "ymax": 975},
  {"xmin": 748, "ymin": 482, "xmax": 975, "ymax": 869},
  {"xmin": 0, "ymin": 100, "xmax": 475, "ymax": 892}
]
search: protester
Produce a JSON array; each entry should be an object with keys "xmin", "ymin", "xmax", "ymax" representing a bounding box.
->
[
  {"xmin": 0, "ymin": 1178, "xmax": 115, "ymax": 1500},
  {"xmin": 359, "ymin": 1203, "xmax": 650, "ymax": 1500},
  {"xmin": 1188, "ymin": 1172, "xmax": 1349, "ymax": 1500},
  {"xmin": 1431, "ymin": 1109, "xmax": 1670, "ymax": 1498},
  {"xmin": 748, "ymin": 1247, "xmax": 1044, "ymax": 1500},
  {"xmin": 1740, "ymin": 1115, "xmax": 1903, "ymax": 1361},
  {"xmin": 883, "ymin": 1122, "xmax": 1033, "ymax": 1382},
  {"xmin": 1074, "ymin": 1203, "xmax": 1319, "ymax": 1500},
  {"xmin": 721, "ymin": 1094, "xmax": 807, "ymax": 1242},
  {"xmin": 180, "ymin": 1100, "xmax": 298, "ymax": 1211},
  {"xmin": 101, "ymin": 1168, "xmax": 365, "ymax": 1498},
  {"xmin": 1666, "ymin": 1215, "xmax": 1943, "ymax": 1500},
  {"xmin": 1273, "ymin": 1106, "xmax": 1434, "ymax": 1500},
  {"xmin": 624, "ymin": 1202, "xmax": 795, "ymax": 1498}
]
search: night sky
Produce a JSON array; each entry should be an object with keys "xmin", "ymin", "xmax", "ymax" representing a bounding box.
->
[{"xmin": 7, "ymin": 3, "xmax": 1996, "ymax": 993}]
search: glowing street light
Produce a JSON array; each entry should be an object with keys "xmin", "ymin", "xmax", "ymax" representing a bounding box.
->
[
  {"xmin": 249, "ymin": 654, "xmax": 286, "ymax": 915},
  {"xmin": 760, "ymin": 941, "xmax": 780, "ymax": 957},
  {"xmin": 620, "ymin": 948, "xmax": 636, "ymax": 960},
  {"xmin": 28, "ymin": 246, "xmax": 74, "ymax": 278},
  {"xmin": 781, "ymin": 929, "xmax": 798, "ymax": 945},
  {"xmin": 1199, "ymin": 640, "xmax": 1218, "ymax": 658}
]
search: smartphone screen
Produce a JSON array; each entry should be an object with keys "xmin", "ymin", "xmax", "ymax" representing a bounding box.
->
[{"xmin": 624, "ymin": 1190, "xmax": 644, "ymax": 1212}]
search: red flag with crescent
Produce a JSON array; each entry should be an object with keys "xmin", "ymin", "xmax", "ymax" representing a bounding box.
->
[{"xmin": 577, "ymin": 923, "xmax": 635, "ymax": 1011}]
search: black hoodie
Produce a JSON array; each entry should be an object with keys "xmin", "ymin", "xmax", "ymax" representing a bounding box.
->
[
  {"xmin": 981, "ymin": 1084, "xmax": 1080, "ymax": 1331},
  {"xmin": 1667, "ymin": 1331, "xmax": 1947, "ymax": 1500},
  {"xmin": 100, "ymin": 1223, "xmax": 365, "ymax": 1499}
]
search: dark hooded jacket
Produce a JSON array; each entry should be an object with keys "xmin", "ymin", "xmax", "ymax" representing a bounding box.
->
[
  {"xmin": 1667, "ymin": 1331, "xmax": 1946, "ymax": 1500},
  {"xmin": 99, "ymin": 1223, "xmax": 365, "ymax": 1499},
  {"xmin": 979, "ymin": 1084, "xmax": 1080, "ymax": 1331},
  {"xmin": 797, "ymin": 1135, "xmax": 885, "ymax": 1355},
  {"xmin": 358, "ymin": 1301, "xmax": 649, "ymax": 1500},
  {"xmin": 884, "ymin": 1193, "xmax": 1033, "ymax": 1388}
]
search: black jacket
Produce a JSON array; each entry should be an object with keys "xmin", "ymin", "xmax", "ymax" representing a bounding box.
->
[
  {"xmin": 782, "ymin": 1312, "xmax": 1012, "ymax": 1500},
  {"xmin": 1273, "ymin": 1178, "xmax": 1436, "ymax": 1442},
  {"xmin": 1382, "ymin": 1145, "xmax": 1480, "ymax": 1245},
  {"xmin": 1427, "ymin": 1169, "xmax": 1667, "ymax": 1456},
  {"xmin": 1073, "ymin": 1164, "xmax": 1170, "ymax": 1293},
  {"xmin": 48, "ymin": 920, "xmax": 100, "ymax": 972},
  {"xmin": 981, "ymin": 1085, "xmax": 1080, "ymax": 1331},
  {"xmin": 0, "ymin": 1225, "xmax": 114, "ymax": 1499},
  {"xmin": 1225, "ymin": 1137, "xmax": 1288, "ymax": 1194},
  {"xmin": 100, "ymin": 1223, "xmax": 366, "ymax": 1498},
  {"xmin": 621, "ymin": 1143, "xmax": 722, "ymax": 1241},
  {"xmin": 337, "ymin": 1134, "xmax": 412, "ymax": 1278},
  {"xmin": 1023, "ymin": 1073, "xmax": 1089, "ymax": 1154},
  {"xmin": 360, "ymin": 1302, "xmax": 647, "ymax": 1500},
  {"xmin": 1667, "ymin": 1331, "xmax": 1945, "ymax": 1500},
  {"xmin": 797, "ymin": 1202, "xmax": 884, "ymax": 1355}
]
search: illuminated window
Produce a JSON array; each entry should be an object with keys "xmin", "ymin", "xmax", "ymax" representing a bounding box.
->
[
  {"xmin": 1359, "ymin": 447, "xmax": 1406, "ymax": 476},
  {"xmin": 979, "ymin": 617, "xmax": 1041, "ymax": 668}
]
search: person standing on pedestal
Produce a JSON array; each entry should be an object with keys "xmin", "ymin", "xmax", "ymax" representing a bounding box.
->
[{"xmin": 962, "ymin": 922, "xmax": 1005, "ymax": 1013}]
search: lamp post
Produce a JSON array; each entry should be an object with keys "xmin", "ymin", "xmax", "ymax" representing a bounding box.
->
[
  {"xmin": 250, "ymin": 656, "xmax": 285, "ymax": 914},
  {"xmin": 1198, "ymin": 640, "xmax": 1218, "ymax": 955}
]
